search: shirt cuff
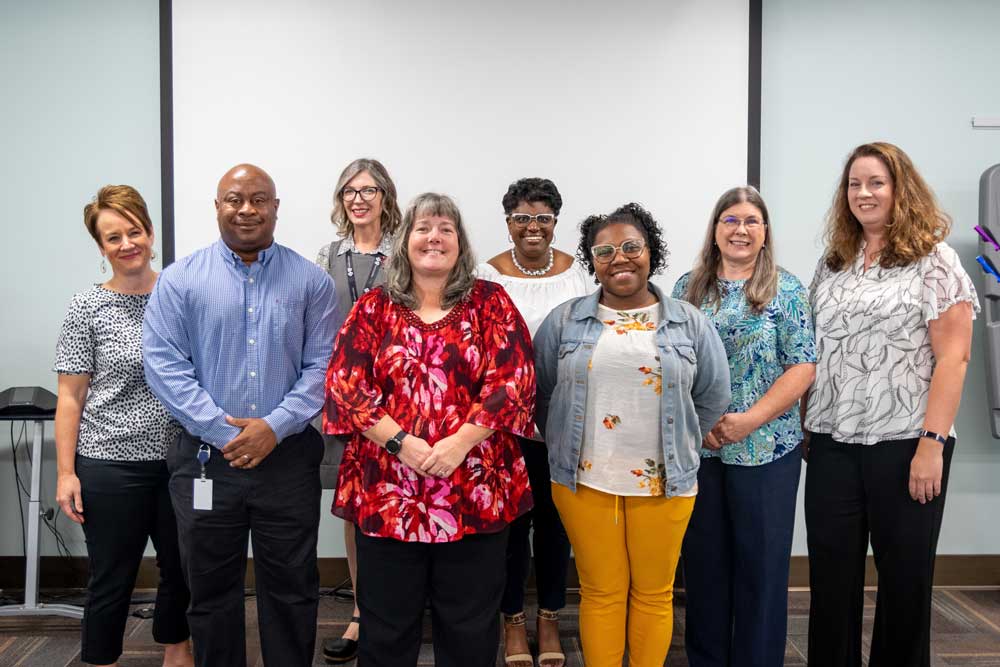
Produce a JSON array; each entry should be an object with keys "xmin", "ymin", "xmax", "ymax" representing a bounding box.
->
[
  {"xmin": 199, "ymin": 421, "xmax": 243, "ymax": 450},
  {"xmin": 263, "ymin": 408, "xmax": 297, "ymax": 444}
]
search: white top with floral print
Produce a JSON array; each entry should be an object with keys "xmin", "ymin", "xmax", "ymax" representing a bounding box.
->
[{"xmin": 578, "ymin": 303, "xmax": 696, "ymax": 497}]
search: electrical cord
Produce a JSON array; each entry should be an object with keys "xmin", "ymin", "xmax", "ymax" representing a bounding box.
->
[{"xmin": 321, "ymin": 577, "xmax": 356, "ymax": 603}]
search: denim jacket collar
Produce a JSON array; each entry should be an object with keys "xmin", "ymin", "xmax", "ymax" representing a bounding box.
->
[{"xmin": 568, "ymin": 281, "xmax": 690, "ymax": 326}]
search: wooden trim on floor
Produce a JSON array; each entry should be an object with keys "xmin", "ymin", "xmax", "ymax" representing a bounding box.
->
[{"xmin": 1, "ymin": 555, "xmax": 998, "ymax": 592}]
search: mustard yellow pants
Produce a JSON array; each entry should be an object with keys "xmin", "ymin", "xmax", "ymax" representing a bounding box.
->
[{"xmin": 552, "ymin": 482, "xmax": 695, "ymax": 667}]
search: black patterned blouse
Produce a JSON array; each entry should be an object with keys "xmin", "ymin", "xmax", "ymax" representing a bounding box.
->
[{"xmin": 54, "ymin": 285, "xmax": 179, "ymax": 461}]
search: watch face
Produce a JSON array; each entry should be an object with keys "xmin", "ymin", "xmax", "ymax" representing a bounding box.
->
[{"xmin": 386, "ymin": 437, "xmax": 402, "ymax": 455}]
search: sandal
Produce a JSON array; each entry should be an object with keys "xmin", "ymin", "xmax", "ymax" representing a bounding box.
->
[
  {"xmin": 503, "ymin": 611, "xmax": 533, "ymax": 667},
  {"xmin": 536, "ymin": 608, "xmax": 565, "ymax": 667}
]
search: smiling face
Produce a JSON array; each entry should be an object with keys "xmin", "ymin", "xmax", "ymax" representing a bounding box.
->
[
  {"xmin": 714, "ymin": 201, "xmax": 767, "ymax": 267},
  {"xmin": 847, "ymin": 155, "xmax": 895, "ymax": 232},
  {"xmin": 215, "ymin": 165, "xmax": 279, "ymax": 262},
  {"xmin": 507, "ymin": 200, "xmax": 556, "ymax": 261},
  {"xmin": 343, "ymin": 170, "xmax": 384, "ymax": 234},
  {"xmin": 95, "ymin": 209, "xmax": 154, "ymax": 277},
  {"xmin": 593, "ymin": 222, "xmax": 651, "ymax": 307},
  {"xmin": 407, "ymin": 214, "xmax": 460, "ymax": 280}
]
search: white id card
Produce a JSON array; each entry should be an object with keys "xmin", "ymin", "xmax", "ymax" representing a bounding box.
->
[{"xmin": 193, "ymin": 478, "xmax": 213, "ymax": 510}]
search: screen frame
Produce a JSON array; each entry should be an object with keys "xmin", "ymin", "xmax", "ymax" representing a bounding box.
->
[{"xmin": 157, "ymin": 0, "xmax": 763, "ymax": 266}]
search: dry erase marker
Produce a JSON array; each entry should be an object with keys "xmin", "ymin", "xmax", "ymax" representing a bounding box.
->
[
  {"xmin": 976, "ymin": 255, "xmax": 1000, "ymax": 283},
  {"xmin": 975, "ymin": 225, "xmax": 1000, "ymax": 252}
]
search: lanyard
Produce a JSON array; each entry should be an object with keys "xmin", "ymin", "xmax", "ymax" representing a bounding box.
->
[
  {"xmin": 345, "ymin": 251, "xmax": 383, "ymax": 304},
  {"xmin": 197, "ymin": 444, "xmax": 211, "ymax": 479}
]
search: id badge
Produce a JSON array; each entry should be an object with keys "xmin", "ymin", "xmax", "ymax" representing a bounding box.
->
[{"xmin": 193, "ymin": 478, "xmax": 213, "ymax": 510}]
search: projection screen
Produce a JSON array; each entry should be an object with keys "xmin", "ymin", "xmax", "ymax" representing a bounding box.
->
[{"xmin": 169, "ymin": 0, "xmax": 752, "ymax": 290}]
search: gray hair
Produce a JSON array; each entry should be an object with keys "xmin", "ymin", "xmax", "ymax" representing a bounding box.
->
[
  {"xmin": 386, "ymin": 193, "xmax": 477, "ymax": 309},
  {"xmin": 681, "ymin": 185, "xmax": 778, "ymax": 314},
  {"xmin": 330, "ymin": 158, "xmax": 402, "ymax": 239}
]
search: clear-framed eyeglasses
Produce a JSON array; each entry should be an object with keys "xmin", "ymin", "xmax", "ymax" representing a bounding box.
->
[
  {"xmin": 591, "ymin": 238, "xmax": 647, "ymax": 264},
  {"xmin": 717, "ymin": 215, "xmax": 766, "ymax": 229}
]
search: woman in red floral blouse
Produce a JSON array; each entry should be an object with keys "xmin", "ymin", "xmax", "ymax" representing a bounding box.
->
[{"xmin": 324, "ymin": 192, "xmax": 536, "ymax": 667}]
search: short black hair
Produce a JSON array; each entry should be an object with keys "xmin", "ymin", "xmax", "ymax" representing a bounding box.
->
[
  {"xmin": 576, "ymin": 202, "xmax": 669, "ymax": 278},
  {"xmin": 501, "ymin": 178, "xmax": 563, "ymax": 216}
]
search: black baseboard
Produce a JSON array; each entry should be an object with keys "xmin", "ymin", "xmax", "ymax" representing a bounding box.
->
[{"xmin": 1, "ymin": 555, "xmax": 997, "ymax": 592}]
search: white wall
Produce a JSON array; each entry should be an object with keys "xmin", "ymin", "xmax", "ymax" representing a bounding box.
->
[
  {"xmin": 761, "ymin": 0, "xmax": 1000, "ymax": 554},
  {"xmin": 0, "ymin": 0, "xmax": 163, "ymax": 557},
  {"xmin": 3, "ymin": 0, "xmax": 998, "ymax": 562}
]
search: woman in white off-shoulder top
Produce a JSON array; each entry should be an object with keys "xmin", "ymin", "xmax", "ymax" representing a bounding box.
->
[{"xmin": 478, "ymin": 177, "xmax": 593, "ymax": 667}]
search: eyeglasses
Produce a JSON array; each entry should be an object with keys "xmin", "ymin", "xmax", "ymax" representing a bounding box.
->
[
  {"xmin": 718, "ymin": 215, "xmax": 765, "ymax": 229},
  {"xmin": 508, "ymin": 213, "xmax": 556, "ymax": 228},
  {"xmin": 341, "ymin": 186, "xmax": 382, "ymax": 202},
  {"xmin": 591, "ymin": 238, "xmax": 647, "ymax": 264}
]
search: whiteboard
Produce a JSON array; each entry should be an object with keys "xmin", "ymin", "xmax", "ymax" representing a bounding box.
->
[{"xmin": 171, "ymin": 0, "xmax": 750, "ymax": 289}]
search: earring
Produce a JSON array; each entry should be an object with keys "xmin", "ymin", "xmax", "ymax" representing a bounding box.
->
[
  {"xmin": 100, "ymin": 258, "xmax": 107, "ymax": 274},
  {"xmin": 508, "ymin": 233, "xmax": 513, "ymax": 244},
  {"xmin": 151, "ymin": 249, "xmax": 157, "ymax": 260}
]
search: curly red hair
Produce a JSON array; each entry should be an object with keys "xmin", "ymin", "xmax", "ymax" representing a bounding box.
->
[{"xmin": 823, "ymin": 142, "xmax": 950, "ymax": 271}]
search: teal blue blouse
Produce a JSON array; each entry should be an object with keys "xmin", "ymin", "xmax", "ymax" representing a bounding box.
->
[{"xmin": 672, "ymin": 269, "xmax": 816, "ymax": 466}]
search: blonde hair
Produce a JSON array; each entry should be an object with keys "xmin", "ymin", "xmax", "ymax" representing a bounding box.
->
[
  {"xmin": 823, "ymin": 142, "xmax": 950, "ymax": 271},
  {"xmin": 682, "ymin": 186, "xmax": 777, "ymax": 314},
  {"xmin": 386, "ymin": 193, "xmax": 477, "ymax": 309},
  {"xmin": 330, "ymin": 158, "xmax": 402, "ymax": 239},
  {"xmin": 83, "ymin": 185, "xmax": 153, "ymax": 248}
]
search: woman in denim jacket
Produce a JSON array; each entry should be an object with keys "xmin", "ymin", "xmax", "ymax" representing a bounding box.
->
[{"xmin": 534, "ymin": 203, "xmax": 731, "ymax": 667}]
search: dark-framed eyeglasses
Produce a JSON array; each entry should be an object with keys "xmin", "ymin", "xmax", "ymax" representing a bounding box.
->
[
  {"xmin": 591, "ymin": 238, "xmax": 647, "ymax": 264},
  {"xmin": 717, "ymin": 215, "xmax": 765, "ymax": 229},
  {"xmin": 508, "ymin": 213, "xmax": 556, "ymax": 228},
  {"xmin": 341, "ymin": 186, "xmax": 382, "ymax": 202}
]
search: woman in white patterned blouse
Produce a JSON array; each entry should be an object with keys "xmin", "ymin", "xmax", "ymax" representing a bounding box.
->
[{"xmin": 802, "ymin": 142, "xmax": 978, "ymax": 667}]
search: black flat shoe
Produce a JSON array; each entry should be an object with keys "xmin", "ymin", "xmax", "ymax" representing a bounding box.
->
[{"xmin": 322, "ymin": 616, "xmax": 360, "ymax": 664}]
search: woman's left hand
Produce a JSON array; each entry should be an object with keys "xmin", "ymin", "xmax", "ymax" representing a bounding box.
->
[
  {"xmin": 420, "ymin": 433, "xmax": 474, "ymax": 478},
  {"xmin": 711, "ymin": 412, "xmax": 759, "ymax": 445},
  {"xmin": 909, "ymin": 439, "xmax": 944, "ymax": 504}
]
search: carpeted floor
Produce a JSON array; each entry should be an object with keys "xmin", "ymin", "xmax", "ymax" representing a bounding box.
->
[{"xmin": 1, "ymin": 589, "xmax": 999, "ymax": 665}]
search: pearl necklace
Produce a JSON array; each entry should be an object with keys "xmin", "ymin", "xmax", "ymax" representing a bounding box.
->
[{"xmin": 511, "ymin": 247, "xmax": 554, "ymax": 277}]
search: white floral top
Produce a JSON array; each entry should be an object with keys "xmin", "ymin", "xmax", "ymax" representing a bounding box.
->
[
  {"xmin": 578, "ymin": 303, "xmax": 696, "ymax": 497},
  {"xmin": 805, "ymin": 242, "xmax": 979, "ymax": 445}
]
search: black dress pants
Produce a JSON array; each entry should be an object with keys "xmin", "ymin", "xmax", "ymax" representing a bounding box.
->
[
  {"xmin": 501, "ymin": 437, "xmax": 571, "ymax": 614},
  {"xmin": 805, "ymin": 433, "xmax": 955, "ymax": 667},
  {"xmin": 76, "ymin": 455, "xmax": 190, "ymax": 666},
  {"xmin": 168, "ymin": 427, "xmax": 323, "ymax": 667},
  {"xmin": 356, "ymin": 526, "xmax": 509, "ymax": 667}
]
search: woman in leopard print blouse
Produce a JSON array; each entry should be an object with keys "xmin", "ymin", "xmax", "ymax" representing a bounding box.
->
[{"xmin": 53, "ymin": 185, "xmax": 192, "ymax": 667}]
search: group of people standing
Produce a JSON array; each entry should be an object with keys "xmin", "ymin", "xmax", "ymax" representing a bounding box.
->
[{"xmin": 53, "ymin": 141, "xmax": 977, "ymax": 667}]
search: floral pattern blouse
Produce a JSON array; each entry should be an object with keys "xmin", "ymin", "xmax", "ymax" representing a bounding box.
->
[
  {"xmin": 577, "ymin": 303, "xmax": 690, "ymax": 496},
  {"xmin": 323, "ymin": 280, "xmax": 536, "ymax": 543},
  {"xmin": 673, "ymin": 268, "xmax": 817, "ymax": 465},
  {"xmin": 805, "ymin": 242, "xmax": 978, "ymax": 445}
]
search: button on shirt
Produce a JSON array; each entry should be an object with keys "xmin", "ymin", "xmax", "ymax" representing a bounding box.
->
[{"xmin": 143, "ymin": 239, "xmax": 337, "ymax": 448}]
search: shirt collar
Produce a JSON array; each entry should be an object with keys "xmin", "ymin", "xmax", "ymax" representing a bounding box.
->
[
  {"xmin": 336, "ymin": 233, "xmax": 393, "ymax": 256},
  {"xmin": 215, "ymin": 238, "xmax": 277, "ymax": 267},
  {"xmin": 569, "ymin": 281, "xmax": 689, "ymax": 324}
]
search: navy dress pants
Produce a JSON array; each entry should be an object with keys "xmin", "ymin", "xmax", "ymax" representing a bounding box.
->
[{"xmin": 682, "ymin": 449, "xmax": 801, "ymax": 667}]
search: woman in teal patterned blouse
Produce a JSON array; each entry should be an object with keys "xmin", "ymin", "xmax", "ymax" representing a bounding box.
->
[{"xmin": 671, "ymin": 186, "xmax": 816, "ymax": 667}]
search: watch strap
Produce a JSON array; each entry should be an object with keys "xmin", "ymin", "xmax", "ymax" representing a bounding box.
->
[
  {"xmin": 386, "ymin": 429, "xmax": 408, "ymax": 455},
  {"xmin": 919, "ymin": 429, "xmax": 948, "ymax": 446}
]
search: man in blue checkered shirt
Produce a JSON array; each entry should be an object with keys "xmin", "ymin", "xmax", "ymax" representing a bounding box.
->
[{"xmin": 144, "ymin": 163, "xmax": 337, "ymax": 667}]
